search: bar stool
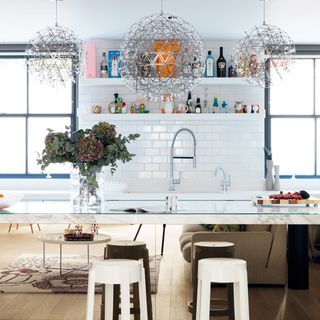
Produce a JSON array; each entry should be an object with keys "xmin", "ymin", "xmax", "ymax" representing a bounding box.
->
[
  {"xmin": 190, "ymin": 241, "xmax": 235, "ymax": 320},
  {"xmin": 196, "ymin": 258, "xmax": 250, "ymax": 320},
  {"xmin": 101, "ymin": 240, "xmax": 153, "ymax": 320},
  {"xmin": 86, "ymin": 259, "xmax": 147, "ymax": 320}
]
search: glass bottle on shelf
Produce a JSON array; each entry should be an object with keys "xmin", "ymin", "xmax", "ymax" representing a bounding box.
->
[
  {"xmin": 216, "ymin": 46, "xmax": 226, "ymax": 77},
  {"xmin": 111, "ymin": 54, "xmax": 119, "ymax": 77},
  {"xmin": 205, "ymin": 50, "xmax": 214, "ymax": 77},
  {"xmin": 228, "ymin": 64, "xmax": 237, "ymax": 77},
  {"xmin": 186, "ymin": 91, "xmax": 194, "ymax": 113},
  {"xmin": 213, "ymin": 96, "xmax": 219, "ymax": 113},
  {"xmin": 195, "ymin": 98, "xmax": 202, "ymax": 113},
  {"xmin": 100, "ymin": 52, "xmax": 108, "ymax": 78}
]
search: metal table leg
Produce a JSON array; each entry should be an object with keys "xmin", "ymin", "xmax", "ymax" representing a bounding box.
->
[
  {"xmin": 60, "ymin": 244, "xmax": 62, "ymax": 276},
  {"xmin": 288, "ymin": 224, "xmax": 309, "ymax": 290},
  {"xmin": 43, "ymin": 243, "xmax": 46, "ymax": 268}
]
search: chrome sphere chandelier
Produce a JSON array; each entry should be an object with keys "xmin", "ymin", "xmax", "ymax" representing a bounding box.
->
[
  {"xmin": 27, "ymin": 0, "xmax": 84, "ymax": 86},
  {"xmin": 232, "ymin": 0, "xmax": 295, "ymax": 87},
  {"xmin": 121, "ymin": 0, "xmax": 205, "ymax": 101}
]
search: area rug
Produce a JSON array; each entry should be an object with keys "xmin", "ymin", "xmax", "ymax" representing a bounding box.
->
[{"xmin": 0, "ymin": 254, "xmax": 161, "ymax": 294}]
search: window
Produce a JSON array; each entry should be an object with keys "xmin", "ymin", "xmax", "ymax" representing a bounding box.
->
[
  {"xmin": 0, "ymin": 46, "xmax": 76, "ymax": 178},
  {"xmin": 267, "ymin": 46, "xmax": 320, "ymax": 177}
]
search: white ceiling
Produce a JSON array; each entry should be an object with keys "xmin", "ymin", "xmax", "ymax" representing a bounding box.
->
[{"xmin": 0, "ymin": 0, "xmax": 320, "ymax": 43}]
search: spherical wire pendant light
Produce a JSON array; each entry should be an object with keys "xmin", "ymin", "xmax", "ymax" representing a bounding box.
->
[
  {"xmin": 27, "ymin": 0, "xmax": 84, "ymax": 86},
  {"xmin": 121, "ymin": 0, "xmax": 205, "ymax": 101},
  {"xmin": 232, "ymin": 0, "xmax": 295, "ymax": 87}
]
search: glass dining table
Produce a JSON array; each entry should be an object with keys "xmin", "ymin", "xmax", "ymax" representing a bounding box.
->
[{"xmin": 1, "ymin": 198, "xmax": 320, "ymax": 290}]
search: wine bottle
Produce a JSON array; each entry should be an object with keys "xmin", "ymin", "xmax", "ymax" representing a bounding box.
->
[
  {"xmin": 186, "ymin": 91, "xmax": 194, "ymax": 113},
  {"xmin": 216, "ymin": 47, "xmax": 226, "ymax": 77},
  {"xmin": 195, "ymin": 98, "xmax": 202, "ymax": 113},
  {"xmin": 100, "ymin": 52, "xmax": 108, "ymax": 78},
  {"xmin": 205, "ymin": 50, "xmax": 214, "ymax": 77}
]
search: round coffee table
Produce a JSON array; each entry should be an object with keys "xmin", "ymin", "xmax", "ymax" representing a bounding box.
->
[{"xmin": 38, "ymin": 233, "xmax": 111, "ymax": 275}]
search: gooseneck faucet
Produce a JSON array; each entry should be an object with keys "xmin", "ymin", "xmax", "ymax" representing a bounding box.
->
[
  {"xmin": 215, "ymin": 167, "xmax": 231, "ymax": 192},
  {"xmin": 169, "ymin": 128, "xmax": 196, "ymax": 191}
]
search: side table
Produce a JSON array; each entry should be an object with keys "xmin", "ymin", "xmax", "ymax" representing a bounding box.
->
[{"xmin": 38, "ymin": 233, "xmax": 111, "ymax": 275}]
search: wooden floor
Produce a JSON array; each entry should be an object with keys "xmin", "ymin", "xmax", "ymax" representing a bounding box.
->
[{"xmin": 0, "ymin": 223, "xmax": 320, "ymax": 320}]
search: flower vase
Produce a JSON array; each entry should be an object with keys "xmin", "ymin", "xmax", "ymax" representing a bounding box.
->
[
  {"xmin": 265, "ymin": 160, "xmax": 274, "ymax": 191},
  {"xmin": 70, "ymin": 169, "xmax": 102, "ymax": 211}
]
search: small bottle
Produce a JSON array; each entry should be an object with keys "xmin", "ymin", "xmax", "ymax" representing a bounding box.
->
[
  {"xmin": 100, "ymin": 52, "xmax": 108, "ymax": 78},
  {"xmin": 203, "ymin": 100, "xmax": 208, "ymax": 113},
  {"xmin": 195, "ymin": 98, "xmax": 202, "ymax": 113},
  {"xmin": 186, "ymin": 91, "xmax": 194, "ymax": 113},
  {"xmin": 228, "ymin": 64, "xmax": 237, "ymax": 77},
  {"xmin": 216, "ymin": 46, "xmax": 226, "ymax": 77},
  {"xmin": 213, "ymin": 96, "xmax": 219, "ymax": 113},
  {"xmin": 205, "ymin": 50, "xmax": 214, "ymax": 77}
]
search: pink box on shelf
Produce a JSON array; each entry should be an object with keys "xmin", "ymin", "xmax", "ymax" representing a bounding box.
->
[{"xmin": 84, "ymin": 43, "xmax": 97, "ymax": 78}]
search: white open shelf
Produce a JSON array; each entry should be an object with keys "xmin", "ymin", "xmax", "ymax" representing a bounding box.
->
[
  {"xmin": 79, "ymin": 112, "xmax": 265, "ymax": 122},
  {"xmin": 79, "ymin": 77, "xmax": 252, "ymax": 87}
]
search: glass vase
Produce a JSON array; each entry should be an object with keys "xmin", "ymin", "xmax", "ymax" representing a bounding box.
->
[{"xmin": 70, "ymin": 168, "xmax": 102, "ymax": 211}]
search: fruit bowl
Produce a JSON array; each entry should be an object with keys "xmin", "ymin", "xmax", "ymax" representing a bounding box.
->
[{"xmin": 0, "ymin": 193, "xmax": 24, "ymax": 210}]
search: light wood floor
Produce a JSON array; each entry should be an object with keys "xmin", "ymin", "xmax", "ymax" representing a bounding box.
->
[{"xmin": 0, "ymin": 224, "xmax": 320, "ymax": 320}]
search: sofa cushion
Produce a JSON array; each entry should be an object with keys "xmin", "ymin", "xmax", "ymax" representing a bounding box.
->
[{"xmin": 245, "ymin": 225, "xmax": 271, "ymax": 232}]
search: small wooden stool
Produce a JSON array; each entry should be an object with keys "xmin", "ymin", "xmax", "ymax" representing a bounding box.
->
[
  {"xmin": 190, "ymin": 241, "xmax": 235, "ymax": 320},
  {"xmin": 100, "ymin": 241, "xmax": 153, "ymax": 320}
]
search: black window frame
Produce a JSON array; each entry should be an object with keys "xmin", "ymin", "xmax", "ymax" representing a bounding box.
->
[
  {"xmin": 265, "ymin": 45, "xmax": 320, "ymax": 179},
  {"xmin": 0, "ymin": 44, "xmax": 77, "ymax": 179}
]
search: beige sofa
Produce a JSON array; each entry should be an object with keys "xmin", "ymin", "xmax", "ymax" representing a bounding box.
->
[{"xmin": 179, "ymin": 224, "xmax": 287, "ymax": 285}]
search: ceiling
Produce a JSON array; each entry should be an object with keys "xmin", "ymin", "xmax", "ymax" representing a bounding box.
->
[{"xmin": 0, "ymin": 0, "xmax": 319, "ymax": 44}]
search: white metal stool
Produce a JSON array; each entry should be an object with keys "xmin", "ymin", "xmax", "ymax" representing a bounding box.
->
[
  {"xmin": 196, "ymin": 258, "xmax": 250, "ymax": 320},
  {"xmin": 86, "ymin": 259, "xmax": 148, "ymax": 320}
]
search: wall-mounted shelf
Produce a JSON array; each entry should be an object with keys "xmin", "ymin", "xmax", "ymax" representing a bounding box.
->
[
  {"xmin": 79, "ymin": 112, "xmax": 265, "ymax": 122},
  {"xmin": 79, "ymin": 77, "xmax": 252, "ymax": 87}
]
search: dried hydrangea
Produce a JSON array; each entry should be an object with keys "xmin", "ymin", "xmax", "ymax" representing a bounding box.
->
[
  {"xmin": 91, "ymin": 121, "xmax": 117, "ymax": 144},
  {"xmin": 76, "ymin": 135, "xmax": 104, "ymax": 162}
]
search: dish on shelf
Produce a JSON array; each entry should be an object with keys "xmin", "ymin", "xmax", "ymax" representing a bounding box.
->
[{"xmin": 0, "ymin": 193, "xmax": 24, "ymax": 210}]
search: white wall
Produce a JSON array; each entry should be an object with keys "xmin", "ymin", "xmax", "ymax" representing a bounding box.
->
[{"xmin": 78, "ymin": 40, "xmax": 265, "ymax": 192}]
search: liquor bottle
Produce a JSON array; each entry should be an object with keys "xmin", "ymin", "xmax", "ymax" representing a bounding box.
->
[
  {"xmin": 111, "ymin": 54, "xmax": 118, "ymax": 77},
  {"xmin": 186, "ymin": 91, "xmax": 194, "ymax": 113},
  {"xmin": 100, "ymin": 52, "xmax": 108, "ymax": 78},
  {"xmin": 216, "ymin": 47, "xmax": 226, "ymax": 77},
  {"xmin": 195, "ymin": 98, "xmax": 202, "ymax": 113},
  {"xmin": 205, "ymin": 50, "xmax": 214, "ymax": 77}
]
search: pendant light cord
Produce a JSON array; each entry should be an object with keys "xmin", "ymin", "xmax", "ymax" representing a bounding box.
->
[
  {"xmin": 55, "ymin": 0, "xmax": 58, "ymax": 26},
  {"xmin": 160, "ymin": 0, "xmax": 164, "ymax": 15},
  {"xmin": 262, "ymin": 0, "xmax": 266, "ymax": 25}
]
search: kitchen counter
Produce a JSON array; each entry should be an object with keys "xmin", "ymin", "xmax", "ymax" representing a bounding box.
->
[{"xmin": 1, "ymin": 199, "xmax": 320, "ymax": 225}]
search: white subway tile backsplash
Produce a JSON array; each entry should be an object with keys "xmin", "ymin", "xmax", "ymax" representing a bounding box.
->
[{"xmin": 79, "ymin": 39, "xmax": 265, "ymax": 191}]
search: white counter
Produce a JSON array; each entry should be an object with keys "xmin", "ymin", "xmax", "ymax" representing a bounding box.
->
[{"xmin": 1, "ymin": 199, "xmax": 320, "ymax": 225}]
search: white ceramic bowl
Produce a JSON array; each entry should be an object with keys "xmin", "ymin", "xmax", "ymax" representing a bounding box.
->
[{"xmin": 0, "ymin": 193, "xmax": 24, "ymax": 210}]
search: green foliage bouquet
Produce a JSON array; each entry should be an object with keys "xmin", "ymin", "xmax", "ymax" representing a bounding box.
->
[{"xmin": 37, "ymin": 121, "xmax": 140, "ymax": 187}]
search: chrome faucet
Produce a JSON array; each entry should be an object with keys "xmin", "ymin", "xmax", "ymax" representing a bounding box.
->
[
  {"xmin": 169, "ymin": 128, "xmax": 196, "ymax": 191},
  {"xmin": 215, "ymin": 167, "xmax": 231, "ymax": 192}
]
